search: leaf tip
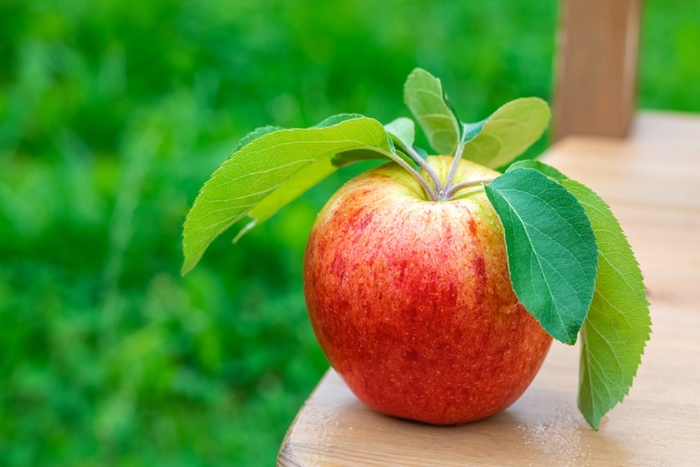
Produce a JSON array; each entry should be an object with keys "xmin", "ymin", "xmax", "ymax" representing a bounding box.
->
[
  {"xmin": 406, "ymin": 67, "xmax": 430, "ymax": 80},
  {"xmin": 403, "ymin": 68, "xmax": 438, "ymax": 101},
  {"xmin": 579, "ymin": 402, "xmax": 603, "ymax": 430},
  {"xmin": 587, "ymin": 416, "xmax": 602, "ymax": 431},
  {"xmin": 180, "ymin": 255, "xmax": 197, "ymax": 277}
]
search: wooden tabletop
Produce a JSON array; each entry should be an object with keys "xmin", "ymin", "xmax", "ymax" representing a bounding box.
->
[{"xmin": 278, "ymin": 111, "xmax": 700, "ymax": 467}]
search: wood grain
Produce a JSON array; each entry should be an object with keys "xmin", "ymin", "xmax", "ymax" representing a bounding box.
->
[
  {"xmin": 553, "ymin": 0, "xmax": 641, "ymax": 140},
  {"xmin": 278, "ymin": 111, "xmax": 700, "ymax": 466}
]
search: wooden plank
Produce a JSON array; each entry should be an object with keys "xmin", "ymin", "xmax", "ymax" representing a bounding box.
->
[
  {"xmin": 277, "ymin": 111, "xmax": 700, "ymax": 466},
  {"xmin": 553, "ymin": 0, "xmax": 642, "ymax": 140}
]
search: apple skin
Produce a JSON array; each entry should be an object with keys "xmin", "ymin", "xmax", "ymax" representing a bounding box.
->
[{"xmin": 302, "ymin": 156, "xmax": 553, "ymax": 425}]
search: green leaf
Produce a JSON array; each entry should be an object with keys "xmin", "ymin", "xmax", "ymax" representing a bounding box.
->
[
  {"xmin": 484, "ymin": 168, "xmax": 598, "ymax": 344},
  {"xmin": 231, "ymin": 125, "xmax": 283, "ymax": 153},
  {"xmin": 332, "ymin": 118, "xmax": 417, "ymax": 168},
  {"xmin": 330, "ymin": 148, "xmax": 395, "ymax": 168},
  {"xmin": 508, "ymin": 160, "xmax": 567, "ymax": 181},
  {"xmin": 182, "ymin": 117, "xmax": 392, "ymax": 275},
  {"xmin": 563, "ymin": 180, "xmax": 651, "ymax": 430},
  {"xmin": 412, "ymin": 145, "xmax": 428, "ymax": 159},
  {"xmin": 232, "ymin": 157, "xmax": 338, "ymax": 243},
  {"xmin": 460, "ymin": 120, "xmax": 486, "ymax": 144},
  {"xmin": 314, "ymin": 113, "xmax": 365, "ymax": 128},
  {"xmin": 384, "ymin": 117, "xmax": 415, "ymax": 150},
  {"xmin": 461, "ymin": 98, "xmax": 551, "ymax": 168},
  {"xmin": 403, "ymin": 68, "xmax": 460, "ymax": 155}
]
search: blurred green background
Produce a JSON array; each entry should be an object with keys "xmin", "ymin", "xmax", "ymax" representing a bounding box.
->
[{"xmin": 1, "ymin": 0, "xmax": 698, "ymax": 465}]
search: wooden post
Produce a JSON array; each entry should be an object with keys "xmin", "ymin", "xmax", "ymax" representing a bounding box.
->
[{"xmin": 553, "ymin": 0, "xmax": 642, "ymax": 141}]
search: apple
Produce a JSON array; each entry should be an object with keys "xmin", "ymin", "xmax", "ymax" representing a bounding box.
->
[
  {"xmin": 303, "ymin": 156, "xmax": 553, "ymax": 425},
  {"xmin": 182, "ymin": 68, "xmax": 648, "ymax": 429}
]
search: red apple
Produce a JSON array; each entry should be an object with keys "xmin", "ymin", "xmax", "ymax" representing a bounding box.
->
[{"xmin": 303, "ymin": 156, "xmax": 553, "ymax": 425}]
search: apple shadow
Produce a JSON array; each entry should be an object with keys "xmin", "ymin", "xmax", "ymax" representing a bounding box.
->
[{"xmin": 306, "ymin": 370, "xmax": 630, "ymax": 466}]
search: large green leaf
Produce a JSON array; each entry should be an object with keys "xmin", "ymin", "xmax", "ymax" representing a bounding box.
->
[
  {"xmin": 181, "ymin": 117, "xmax": 392, "ymax": 275},
  {"xmin": 563, "ymin": 180, "xmax": 651, "ymax": 430},
  {"xmin": 403, "ymin": 68, "xmax": 460, "ymax": 155},
  {"xmin": 231, "ymin": 157, "xmax": 338, "ymax": 244},
  {"xmin": 231, "ymin": 125, "xmax": 283, "ymax": 153},
  {"xmin": 229, "ymin": 113, "xmax": 365, "ymax": 155},
  {"xmin": 461, "ymin": 98, "xmax": 551, "ymax": 168},
  {"xmin": 330, "ymin": 149, "xmax": 392, "ymax": 168},
  {"xmin": 330, "ymin": 146, "xmax": 415, "ymax": 168},
  {"xmin": 484, "ymin": 168, "xmax": 598, "ymax": 344},
  {"xmin": 314, "ymin": 113, "xmax": 365, "ymax": 128}
]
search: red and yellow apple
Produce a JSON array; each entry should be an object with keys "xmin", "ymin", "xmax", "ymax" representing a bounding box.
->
[{"xmin": 303, "ymin": 156, "xmax": 552, "ymax": 425}]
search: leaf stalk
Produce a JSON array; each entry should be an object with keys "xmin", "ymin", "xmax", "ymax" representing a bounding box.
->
[
  {"xmin": 444, "ymin": 178, "xmax": 496, "ymax": 199},
  {"xmin": 381, "ymin": 149, "xmax": 440, "ymax": 202},
  {"xmin": 443, "ymin": 142, "xmax": 466, "ymax": 196},
  {"xmin": 401, "ymin": 145, "xmax": 443, "ymax": 195}
]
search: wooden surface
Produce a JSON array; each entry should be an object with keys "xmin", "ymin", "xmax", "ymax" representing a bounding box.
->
[
  {"xmin": 553, "ymin": 0, "xmax": 641, "ymax": 140},
  {"xmin": 278, "ymin": 111, "xmax": 700, "ymax": 467}
]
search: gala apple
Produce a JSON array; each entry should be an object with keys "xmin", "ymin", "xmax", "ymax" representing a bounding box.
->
[{"xmin": 303, "ymin": 156, "xmax": 553, "ymax": 425}]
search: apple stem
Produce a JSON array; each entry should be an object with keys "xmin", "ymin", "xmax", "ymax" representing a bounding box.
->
[
  {"xmin": 445, "ymin": 178, "xmax": 496, "ymax": 199},
  {"xmin": 402, "ymin": 145, "xmax": 443, "ymax": 194},
  {"xmin": 443, "ymin": 142, "xmax": 466, "ymax": 197},
  {"xmin": 385, "ymin": 142, "xmax": 494, "ymax": 202}
]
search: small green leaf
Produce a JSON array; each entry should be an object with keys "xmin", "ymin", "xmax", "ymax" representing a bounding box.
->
[
  {"xmin": 413, "ymin": 145, "xmax": 428, "ymax": 159},
  {"xmin": 508, "ymin": 160, "xmax": 567, "ymax": 181},
  {"xmin": 403, "ymin": 68, "xmax": 460, "ymax": 155},
  {"xmin": 485, "ymin": 168, "xmax": 598, "ymax": 344},
  {"xmin": 563, "ymin": 180, "xmax": 651, "ymax": 430},
  {"xmin": 182, "ymin": 116, "xmax": 392, "ymax": 275},
  {"xmin": 461, "ymin": 98, "xmax": 551, "ymax": 168},
  {"xmin": 385, "ymin": 117, "xmax": 415, "ymax": 150},
  {"xmin": 460, "ymin": 120, "xmax": 486, "ymax": 144}
]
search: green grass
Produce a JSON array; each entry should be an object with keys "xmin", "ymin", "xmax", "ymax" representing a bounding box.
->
[{"xmin": 0, "ymin": 0, "xmax": 698, "ymax": 465}]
